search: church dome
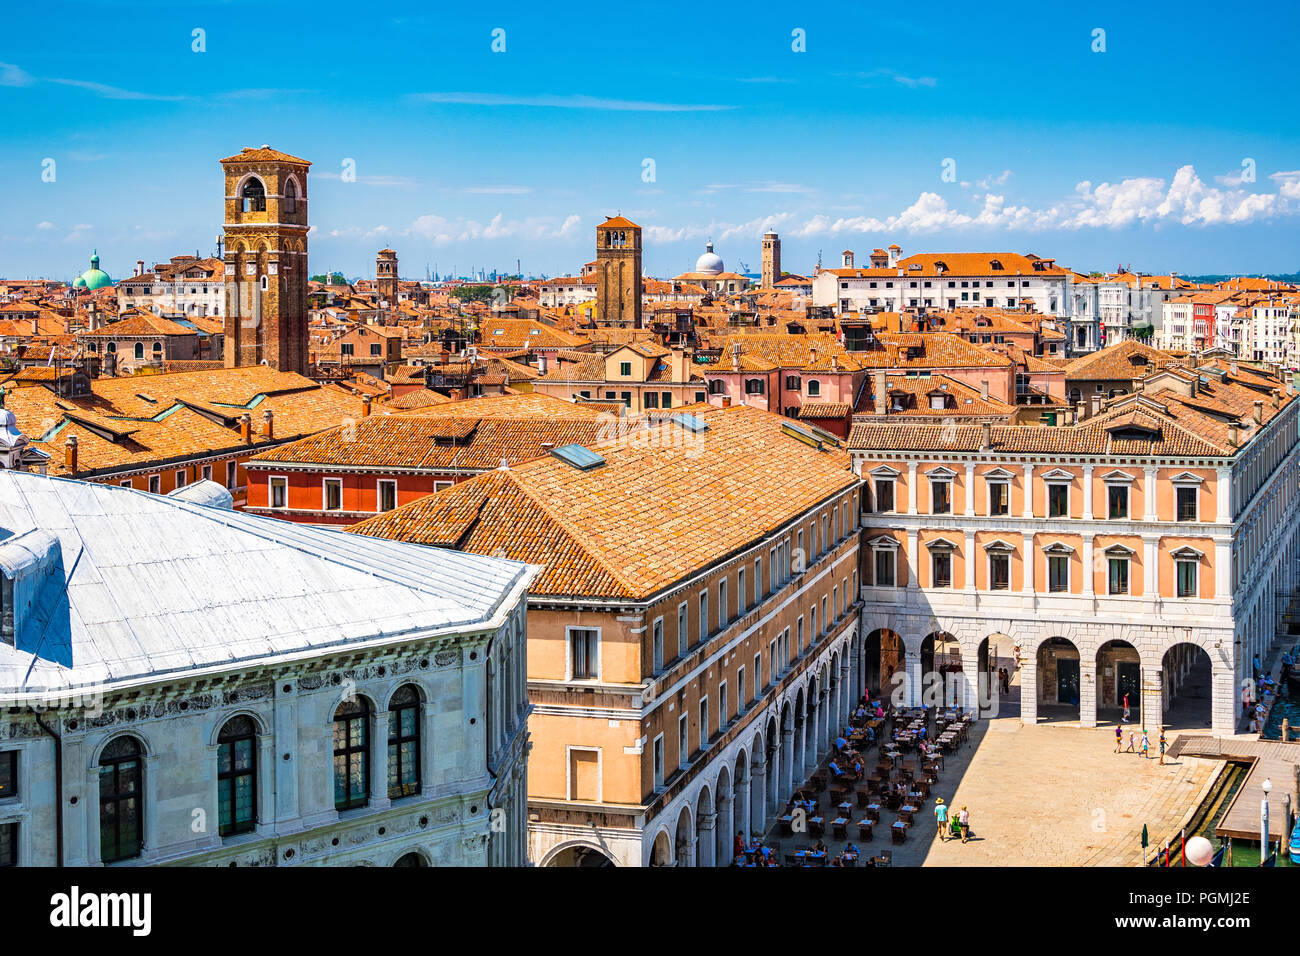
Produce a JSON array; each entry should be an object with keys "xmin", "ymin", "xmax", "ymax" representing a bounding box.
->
[
  {"xmin": 74, "ymin": 250, "xmax": 112, "ymax": 291},
  {"xmin": 694, "ymin": 242, "xmax": 724, "ymax": 275}
]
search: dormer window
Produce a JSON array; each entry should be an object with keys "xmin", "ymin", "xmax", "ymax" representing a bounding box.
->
[{"xmin": 241, "ymin": 177, "xmax": 267, "ymax": 213}]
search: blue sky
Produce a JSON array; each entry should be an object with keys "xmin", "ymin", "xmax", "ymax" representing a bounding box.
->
[{"xmin": 3, "ymin": 0, "xmax": 1298, "ymax": 282}]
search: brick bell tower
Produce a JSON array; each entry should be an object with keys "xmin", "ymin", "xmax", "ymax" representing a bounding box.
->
[
  {"xmin": 220, "ymin": 146, "xmax": 311, "ymax": 374},
  {"xmin": 376, "ymin": 248, "xmax": 399, "ymax": 309},
  {"xmin": 594, "ymin": 216, "xmax": 642, "ymax": 329}
]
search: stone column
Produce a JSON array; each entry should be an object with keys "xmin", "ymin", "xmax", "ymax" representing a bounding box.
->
[
  {"xmin": 906, "ymin": 529, "xmax": 920, "ymax": 592},
  {"xmin": 1211, "ymin": 666, "xmax": 1235, "ymax": 737},
  {"xmin": 696, "ymin": 812, "xmax": 716, "ymax": 867},
  {"xmin": 840, "ymin": 657, "xmax": 853, "ymax": 729},
  {"xmin": 1142, "ymin": 667, "xmax": 1163, "ymax": 736},
  {"xmin": 961, "ymin": 646, "xmax": 982, "ymax": 715},
  {"xmin": 1020, "ymin": 645, "xmax": 1038, "ymax": 724},
  {"xmin": 369, "ymin": 708, "xmax": 392, "ymax": 811},
  {"xmin": 965, "ymin": 531, "xmax": 977, "ymax": 592},
  {"xmin": 1082, "ymin": 536, "xmax": 1095, "ymax": 597},
  {"xmin": 1022, "ymin": 532, "xmax": 1036, "ymax": 598},
  {"xmin": 1144, "ymin": 537, "xmax": 1158, "ymax": 598},
  {"xmin": 964, "ymin": 462, "xmax": 976, "ymax": 515},
  {"xmin": 907, "ymin": 462, "xmax": 918, "ymax": 514},
  {"xmin": 1143, "ymin": 466, "xmax": 1159, "ymax": 521},
  {"xmin": 905, "ymin": 650, "xmax": 923, "ymax": 707},
  {"xmin": 1022, "ymin": 463, "xmax": 1035, "ymax": 518},
  {"xmin": 1079, "ymin": 653, "xmax": 1098, "ymax": 728},
  {"xmin": 1082, "ymin": 464, "xmax": 1094, "ymax": 519},
  {"xmin": 737, "ymin": 770, "xmax": 751, "ymax": 847},
  {"xmin": 716, "ymin": 795, "xmax": 732, "ymax": 867},
  {"xmin": 750, "ymin": 758, "xmax": 766, "ymax": 835}
]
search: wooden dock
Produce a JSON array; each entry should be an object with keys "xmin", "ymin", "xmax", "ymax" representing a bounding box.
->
[{"xmin": 1174, "ymin": 736, "xmax": 1300, "ymax": 840}]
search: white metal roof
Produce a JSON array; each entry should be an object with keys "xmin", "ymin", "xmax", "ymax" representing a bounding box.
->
[{"xmin": 0, "ymin": 470, "xmax": 534, "ymax": 699}]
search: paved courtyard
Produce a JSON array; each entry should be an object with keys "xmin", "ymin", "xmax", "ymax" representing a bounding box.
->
[{"xmin": 762, "ymin": 677, "xmax": 1220, "ymax": 867}]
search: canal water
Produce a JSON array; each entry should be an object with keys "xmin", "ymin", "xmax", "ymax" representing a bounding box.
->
[{"xmin": 1179, "ymin": 763, "xmax": 1296, "ymax": 867}]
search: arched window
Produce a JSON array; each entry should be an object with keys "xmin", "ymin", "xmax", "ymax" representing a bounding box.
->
[
  {"xmin": 393, "ymin": 852, "xmax": 426, "ymax": 867},
  {"xmin": 284, "ymin": 178, "xmax": 298, "ymax": 214},
  {"xmin": 806, "ymin": 379, "xmax": 821, "ymax": 397},
  {"xmin": 333, "ymin": 697, "xmax": 370, "ymax": 810},
  {"xmin": 134, "ymin": 342, "xmax": 144, "ymax": 360},
  {"xmin": 744, "ymin": 379, "xmax": 765, "ymax": 395},
  {"xmin": 387, "ymin": 685, "xmax": 421, "ymax": 800},
  {"xmin": 106, "ymin": 341, "xmax": 116, "ymax": 354},
  {"xmin": 1069, "ymin": 388, "xmax": 1082, "ymax": 405},
  {"xmin": 217, "ymin": 716, "xmax": 257, "ymax": 837},
  {"xmin": 241, "ymin": 177, "xmax": 267, "ymax": 212},
  {"xmin": 151, "ymin": 341, "xmax": 162, "ymax": 358},
  {"xmin": 99, "ymin": 736, "xmax": 144, "ymax": 863},
  {"xmin": 708, "ymin": 379, "xmax": 724, "ymax": 395}
]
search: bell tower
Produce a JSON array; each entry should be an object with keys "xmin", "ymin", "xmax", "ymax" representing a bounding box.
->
[
  {"xmin": 220, "ymin": 145, "xmax": 311, "ymax": 374},
  {"xmin": 376, "ymin": 248, "xmax": 399, "ymax": 310},
  {"xmin": 594, "ymin": 216, "xmax": 642, "ymax": 329},
  {"xmin": 762, "ymin": 231, "xmax": 781, "ymax": 289}
]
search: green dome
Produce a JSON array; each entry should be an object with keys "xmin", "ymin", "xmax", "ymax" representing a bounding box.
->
[{"xmin": 75, "ymin": 249, "xmax": 112, "ymax": 291}]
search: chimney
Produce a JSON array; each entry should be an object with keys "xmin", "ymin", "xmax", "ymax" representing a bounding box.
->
[
  {"xmin": 873, "ymin": 370, "xmax": 887, "ymax": 415},
  {"xmin": 239, "ymin": 413, "xmax": 252, "ymax": 444},
  {"xmin": 1065, "ymin": 405, "xmax": 1076, "ymax": 426},
  {"xmin": 721, "ymin": 395, "xmax": 732, "ymax": 408},
  {"xmin": 1230, "ymin": 360, "xmax": 1238, "ymax": 375},
  {"xmin": 1272, "ymin": 391, "xmax": 1280, "ymax": 408},
  {"xmin": 538, "ymin": 353, "xmax": 548, "ymax": 374},
  {"xmin": 136, "ymin": 259, "xmax": 144, "ymax": 277},
  {"xmin": 1253, "ymin": 400, "xmax": 1263, "ymax": 424},
  {"xmin": 1091, "ymin": 394, "xmax": 1102, "ymax": 416},
  {"xmin": 64, "ymin": 435, "xmax": 78, "ymax": 473},
  {"xmin": 731, "ymin": 342, "xmax": 742, "ymax": 371},
  {"xmin": 979, "ymin": 380, "xmax": 989, "ymax": 400},
  {"xmin": 362, "ymin": 395, "xmax": 372, "ymax": 417},
  {"xmin": 980, "ymin": 421, "xmax": 992, "ymax": 451},
  {"xmin": 1228, "ymin": 423, "xmax": 1239, "ymax": 447},
  {"xmin": 262, "ymin": 410, "xmax": 275, "ymax": 439}
]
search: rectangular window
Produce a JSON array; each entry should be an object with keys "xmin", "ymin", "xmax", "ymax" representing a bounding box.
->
[
  {"xmin": 699, "ymin": 591, "xmax": 709, "ymax": 642},
  {"xmin": 989, "ymin": 482, "xmax": 1009, "ymax": 516},
  {"xmin": 754, "ymin": 557, "xmax": 763, "ymax": 600},
  {"xmin": 833, "ymin": 584, "xmax": 839, "ymax": 618},
  {"xmin": 1107, "ymin": 485, "xmax": 1128, "ymax": 520},
  {"xmin": 655, "ymin": 617, "xmax": 666, "ymax": 671},
  {"xmin": 719, "ymin": 680, "xmax": 729, "ymax": 726},
  {"xmin": 678, "ymin": 715, "xmax": 690, "ymax": 768},
  {"xmin": 989, "ymin": 553, "xmax": 1010, "ymax": 590},
  {"xmin": 1048, "ymin": 555, "xmax": 1069, "ymax": 593},
  {"xmin": 1176, "ymin": 560, "xmax": 1198, "ymax": 598},
  {"xmin": 874, "ymin": 549, "xmax": 895, "ymax": 587},
  {"xmin": 1108, "ymin": 557, "xmax": 1129, "ymax": 595},
  {"xmin": 932, "ymin": 551, "xmax": 952, "ymax": 588},
  {"xmin": 931, "ymin": 480, "xmax": 951, "ymax": 514},
  {"xmin": 661, "ymin": 391, "xmax": 672, "ymax": 409},
  {"xmin": 797, "ymin": 615, "xmax": 805, "ymax": 653},
  {"xmin": 699, "ymin": 698, "xmax": 709, "ymax": 750},
  {"xmin": 571, "ymin": 628, "xmax": 599, "ymax": 680},
  {"xmin": 1176, "ymin": 486, "xmax": 1198, "ymax": 522},
  {"xmin": 148, "ymin": 475, "xmax": 161, "ymax": 494},
  {"xmin": 569, "ymin": 750, "xmax": 599, "ymax": 802},
  {"xmin": 738, "ymin": 568, "xmax": 747, "ymax": 611},
  {"xmin": 738, "ymin": 666, "xmax": 746, "ymax": 710},
  {"xmin": 718, "ymin": 579, "xmax": 728, "ymax": 627},
  {"xmin": 0, "ymin": 821, "xmax": 14, "ymax": 866},
  {"xmin": 378, "ymin": 480, "xmax": 397, "ymax": 512},
  {"xmin": 769, "ymin": 639, "xmax": 778, "ymax": 682},
  {"xmin": 269, "ymin": 477, "xmax": 287, "ymax": 509},
  {"xmin": 644, "ymin": 392, "xmax": 659, "ymax": 409},
  {"xmin": 619, "ymin": 361, "xmax": 631, "ymax": 376},
  {"xmin": 753, "ymin": 653, "xmax": 762, "ymax": 697},
  {"xmin": 653, "ymin": 735, "xmax": 665, "ymax": 790},
  {"xmin": 0, "ymin": 751, "xmax": 16, "ymax": 799},
  {"xmin": 226, "ymin": 460, "xmax": 237, "ymax": 488},
  {"xmin": 201, "ymin": 464, "xmax": 212, "ymax": 482},
  {"xmin": 324, "ymin": 478, "xmax": 342, "ymax": 511},
  {"xmin": 1048, "ymin": 483, "xmax": 1069, "ymax": 518},
  {"xmin": 676, "ymin": 603, "xmax": 688, "ymax": 658}
]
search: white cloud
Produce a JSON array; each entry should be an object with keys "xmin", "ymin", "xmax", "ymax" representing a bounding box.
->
[
  {"xmin": 837, "ymin": 69, "xmax": 937, "ymax": 89},
  {"xmin": 36, "ymin": 221, "xmax": 53, "ymax": 230},
  {"xmin": 405, "ymin": 213, "xmax": 581, "ymax": 244},
  {"xmin": 409, "ymin": 92, "xmax": 735, "ymax": 112},
  {"xmin": 705, "ymin": 165, "xmax": 1295, "ymax": 240},
  {"xmin": 0, "ymin": 62, "xmax": 34, "ymax": 87},
  {"xmin": 48, "ymin": 78, "xmax": 184, "ymax": 102}
]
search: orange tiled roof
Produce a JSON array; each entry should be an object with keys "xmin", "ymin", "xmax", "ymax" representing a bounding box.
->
[{"xmin": 349, "ymin": 405, "xmax": 858, "ymax": 599}]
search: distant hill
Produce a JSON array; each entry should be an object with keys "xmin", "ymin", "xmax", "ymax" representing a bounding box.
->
[{"xmin": 1182, "ymin": 273, "xmax": 1300, "ymax": 284}]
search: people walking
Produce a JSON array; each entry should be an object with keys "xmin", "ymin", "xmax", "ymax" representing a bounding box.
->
[
  {"xmin": 958, "ymin": 806, "xmax": 970, "ymax": 844},
  {"xmin": 1114, "ymin": 723, "xmax": 1123, "ymax": 753},
  {"xmin": 1125, "ymin": 731, "xmax": 1136, "ymax": 753},
  {"xmin": 1140, "ymin": 729, "xmax": 1150, "ymax": 759},
  {"xmin": 1158, "ymin": 728, "xmax": 1167, "ymax": 765},
  {"xmin": 934, "ymin": 798, "xmax": 948, "ymax": 841},
  {"xmin": 1122, "ymin": 692, "xmax": 1131, "ymax": 723}
]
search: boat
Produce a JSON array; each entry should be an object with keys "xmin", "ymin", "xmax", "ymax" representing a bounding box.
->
[{"xmin": 1290, "ymin": 821, "xmax": 1300, "ymax": 861}]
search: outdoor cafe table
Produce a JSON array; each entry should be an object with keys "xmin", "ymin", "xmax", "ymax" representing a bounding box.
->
[
  {"xmin": 891, "ymin": 821, "xmax": 908, "ymax": 843},
  {"xmin": 793, "ymin": 849, "xmax": 827, "ymax": 866},
  {"xmin": 899, "ymin": 804, "xmax": 917, "ymax": 823},
  {"xmin": 865, "ymin": 802, "xmax": 882, "ymax": 822},
  {"xmin": 838, "ymin": 801, "xmax": 854, "ymax": 817}
]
